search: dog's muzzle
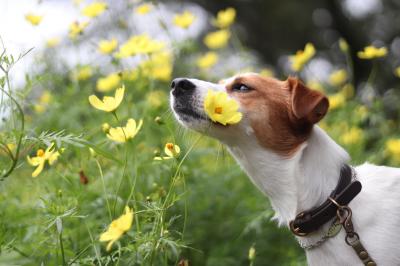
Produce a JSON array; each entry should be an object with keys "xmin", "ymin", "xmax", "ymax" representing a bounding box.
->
[
  {"xmin": 171, "ymin": 78, "xmax": 196, "ymax": 97},
  {"xmin": 170, "ymin": 78, "xmax": 207, "ymax": 122}
]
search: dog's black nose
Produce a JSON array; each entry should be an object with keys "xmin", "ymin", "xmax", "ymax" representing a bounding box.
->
[{"xmin": 171, "ymin": 78, "xmax": 195, "ymax": 97}]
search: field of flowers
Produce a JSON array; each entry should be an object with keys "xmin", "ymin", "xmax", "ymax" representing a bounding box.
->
[{"xmin": 1, "ymin": 1, "xmax": 400, "ymax": 265}]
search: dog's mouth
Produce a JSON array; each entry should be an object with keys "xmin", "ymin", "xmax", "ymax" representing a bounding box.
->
[
  {"xmin": 172, "ymin": 100, "xmax": 208, "ymax": 123},
  {"xmin": 174, "ymin": 106, "xmax": 206, "ymax": 120}
]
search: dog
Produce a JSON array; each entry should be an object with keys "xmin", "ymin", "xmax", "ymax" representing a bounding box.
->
[{"xmin": 170, "ymin": 73, "xmax": 400, "ymax": 266}]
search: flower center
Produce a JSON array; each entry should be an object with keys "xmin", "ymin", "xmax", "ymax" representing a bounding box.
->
[
  {"xmin": 166, "ymin": 143, "xmax": 174, "ymax": 151},
  {"xmin": 214, "ymin": 107, "xmax": 223, "ymax": 114},
  {"xmin": 37, "ymin": 149, "xmax": 45, "ymax": 157}
]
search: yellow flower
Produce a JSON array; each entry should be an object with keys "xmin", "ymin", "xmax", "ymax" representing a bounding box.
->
[
  {"xmin": 115, "ymin": 34, "xmax": 165, "ymax": 58},
  {"xmin": 329, "ymin": 69, "xmax": 348, "ymax": 86},
  {"xmin": 357, "ymin": 46, "xmax": 387, "ymax": 59},
  {"xmin": 328, "ymin": 93, "xmax": 346, "ymax": 110},
  {"xmin": 139, "ymin": 52, "xmax": 172, "ymax": 81},
  {"xmin": 97, "ymin": 73, "xmax": 121, "ymax": 92},
  {"xmin": 73, "ymin": 65, "xmax": 93, "ymax": 81},
  {"xmin": 154, "ymin": 143, "xmax": 181, "ymax": 160},
  {"xmin": 135, "ymin": 3, "xmax": 152, "ymax": 15},
  {"xmin": 25, "ymin": 13, "xmax": 43, "ymax": 26},
  {"xmin": 394, "ymin": 67, "xmax": 400, "ymax": 78},
  {"xmin": 98, "ymin": 38, "xmax": 118, "ymax": 54},
  {"xmin": 46, "ymin": 37, "xmax": 60, "ymax": 48},
  {"xmin": 290, "ymin": 43, "xmax": 316, "ymax": 72},
  {"xmin": 100, "ymin": 206, "xmax": 134, "ymax": 251},
  {"xmin": 173, "ymin": 11, "xmax": 195, "ymax": 29},
  {"xmin": 259, "ymin": 68, "xmax": 274, "ymax": 78},
  {"xmin": 340, "ymin": 127, "xmax": 364, "ymax": 145},
  {"xmin": 203, "ymin": 30, "xmax": 231, "ymax": 49},
  {"xmin": 89, "ymin": 85, "xmax": 125, "ymax": 112},
  {"xmin": 82, "ymin": 2, "xmax": 107, "ymax": 18},
  {"xmin": 386, "ymin": 139, "xmax": 400, "ymax": 163},
  {"xmin": 102, "ymin": 123, "xmax": 110, "ymax": 133},
  {"xmin": 197, "ymin": 52, "xmax": 218, "ymax": 69},
  {"xmin": 69, "ymin": 21, "xmax": 89, "ymax": 39},
  {"xmin": 339, "ymin": 38, "xmax": 349, "ymax": 53},
  {"xmin": 204, "ymin": 90, "xmax": 242, "ymax": 125},
  {"xmin": 213, "ymin": 7, "xmax": 236, "ymax": 28},
  {"xmin": 107, "ymin": 119, "xmax": 143, "ymax": 143},
  {"xmin": 27, "ymin": 143, "xmax": 61, "ymax": 177}
]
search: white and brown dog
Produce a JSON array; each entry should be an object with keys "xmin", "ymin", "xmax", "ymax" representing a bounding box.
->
[{"xmin": 170, "ymin": 73, "xmax": 400, "ymax": 266}]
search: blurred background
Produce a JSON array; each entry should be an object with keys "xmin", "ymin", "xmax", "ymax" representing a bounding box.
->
[{"xmin": 1, "ymin": 0, "xmax": 400, "ymax": 265}]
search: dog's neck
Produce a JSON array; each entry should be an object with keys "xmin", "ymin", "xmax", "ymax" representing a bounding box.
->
[{"xmin": 226, "ymin": 126, "xmax": 350, "ymax": 225}]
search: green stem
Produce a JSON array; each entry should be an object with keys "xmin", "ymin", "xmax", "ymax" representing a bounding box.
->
[
  {"xmin": 95, "ymin": 159, "xmax": 113, "ymax": 221},
  {"xmin": 0, "ymin": 68, "xmax": 25, "ymax": 180},
  {"xmin": 59, "ymin": 232, "xmax": 67, "ymax": 266},
  {"xmin": 149, "ymin": 134, "xmax": 203, "ymax": 263},
  {"xmin": 85, "ymin": 222, "xmax": 102, "ymax": 266}
]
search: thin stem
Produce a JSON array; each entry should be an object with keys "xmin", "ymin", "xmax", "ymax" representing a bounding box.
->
[
  {"xmin": 110, "ymin": 111, "xmax": 129, "ymax": 216},
  {"xmin": 149, "ymin": 134, "xmax": 203, "ymax": 263},
  {"xmin": 85, "ymin": 222, "xmax": 102, "ymax": 266},
  {"xmin": 0, "ymin": 69, "xmax": 25, "ymax": 180},
  {"xmin": 59, "ymin": 232, "xmax": 67, "ymax": 266},
  {"xmin": 95, "ymin": 159, "xmax": 112, "ymax": 221}
]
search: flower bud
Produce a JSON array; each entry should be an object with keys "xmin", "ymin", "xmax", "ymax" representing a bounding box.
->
[
  {"xmin": 102, "ymin": 123, "xmax": 110, "ymax": 133},
  {"xmin": 248, "ymin": 246, "xmax": 256, "ymax": 261}
]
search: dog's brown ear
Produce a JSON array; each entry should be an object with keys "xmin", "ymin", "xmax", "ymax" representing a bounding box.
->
[{"xmin": 287, "ymin": 77, "xmax": 329, "ymax": 124}]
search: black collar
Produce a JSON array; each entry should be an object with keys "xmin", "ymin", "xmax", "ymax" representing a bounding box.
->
[{"xmin": 289, "ymin": 164, "xmax": 362, "ymax": 236}]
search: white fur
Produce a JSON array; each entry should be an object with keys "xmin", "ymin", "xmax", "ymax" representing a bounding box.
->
[{"xmin": 171, "ymin": 75, "xmax": 400, "ymax": 266}]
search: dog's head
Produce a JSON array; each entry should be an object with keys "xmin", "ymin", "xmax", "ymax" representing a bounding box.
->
[{"xmin": 170, "ymin": 73, "xmax": 329, "ymax": 156}]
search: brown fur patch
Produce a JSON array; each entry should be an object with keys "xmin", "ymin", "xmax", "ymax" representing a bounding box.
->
[{"xmin": 226, "ymin": 74, "xmax": 328, "ymax": 157}]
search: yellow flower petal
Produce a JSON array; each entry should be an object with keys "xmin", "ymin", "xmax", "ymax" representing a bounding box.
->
[
  {"xmin": 203, "ymin": 30, "xmax": 230, "ymax": 49},
  {"xmin": 27, "ymin": 156, "xmax": 43, "ymax": 166},
  {"xmin": 115, "ymin": 34, "xmax": 165, "ymax": 58},
  {"xmin": 106, "ymin": 118, "xmax": 143, "ymax": 143},
  {"xmin": 99, "ymin": 206, "xmax": 134, "ymax": 252},
  {"xmin": 25, "ymin": 13, "xmax": 43, "ymax": 26},
  {"xmin": 173, "ymin": 11, "xmax": 195, "ymax": 29},
  {"xmin": 96, "ymin": 73, "xmax": 121, "ymax": 92},
  {"xmin": 89, "ymin": 85, "xmax": 125, "ymax": 112},
  {"xmin": 164, "ymin": 143, "xmax": 180, "ymax": 158},
  {"xmin": 82, "ymin": 2, "xmax": 107, "ymax": 18},
  {"xmin": 98, "ymin": 38, "xmax": 118, "ymax": 54},
  {"xmin": 357, "ymin": 46, "xmax": 387, "ymax": 59},
  {"xmin": 135, "ymin": 4, "xmax": 152, "ymax": 15},
  {"xmin": 289, "ymin": 43, "xmax": 316, "ymax": 72},
  {"xmin": 114, "ymin": 86, "xmax": 125, "ymax": 107},
  {"xmin": 197, "ymin": 52, "xmax": 218, "ymax": 69},
  {"xmin": 204, "ymin": 90, "xmax": 242, "ymax": 125},
  {"xmin": 32, "ymin": 161, "xmax": 45, "ymax": 178},
  {"xmin": 213, "ymin": 7, "xmax": 236, "ymax": 28}
]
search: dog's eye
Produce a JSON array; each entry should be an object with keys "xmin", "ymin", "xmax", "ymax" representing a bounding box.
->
[{"xmin": 232, "ymin": 84, "xmax": 251, "ymax": 92}]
